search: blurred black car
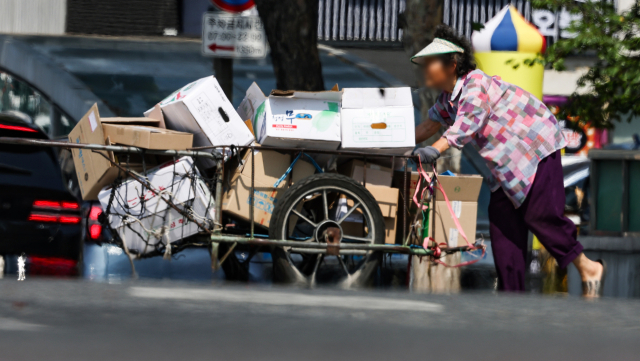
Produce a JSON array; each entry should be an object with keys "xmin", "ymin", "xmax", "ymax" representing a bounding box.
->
[{"xmin": 0, "ymin": 112, "xmax": 83, "ymax": 275}]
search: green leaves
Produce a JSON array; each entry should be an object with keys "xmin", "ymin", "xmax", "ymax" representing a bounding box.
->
[{"xmin": 535, "ymin": 1, "xmax": 640, "ymax": 128}]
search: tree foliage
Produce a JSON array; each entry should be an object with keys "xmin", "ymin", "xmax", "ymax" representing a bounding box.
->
[{"xmin": 532, "ymin": 0, "xmax": 640, "ymax": 129}]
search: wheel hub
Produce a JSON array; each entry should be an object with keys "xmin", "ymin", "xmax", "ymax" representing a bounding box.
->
[
  {"xmin": 315, "ymin": 220, "xmax": 342, "ymax": 243},
  {"xmin": 315, "ymin": 220, "xmax": 342, "ymax": 256}
]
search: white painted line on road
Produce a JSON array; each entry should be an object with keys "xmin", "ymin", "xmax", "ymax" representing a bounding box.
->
[
  {"xmin": 129, "ymin": 287, "xmax": 443, "ymax": 313},
  {"xmin": 0, "ymin": 318, "xmax": 45, "ymax": 331}
]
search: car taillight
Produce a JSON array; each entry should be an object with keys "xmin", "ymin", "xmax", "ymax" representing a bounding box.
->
[
  {"xmin": 28, "ymin": 214, "xmax": 58, "ymax": 222},
  {"xmin": 33, "ymin": 200, "xmax": 61, "ymax": 208},
  {"xmin": 59, "ymin": 216, "xmax": 82, "ymax": 224},
  {"xmin": 89, "ymin": 205, "xmax": 102, "ymax": 220},
  {"xmin": 62, "ymin": 202, "xmax": 80, "ymax": 209},
  {"xmin": 0, "ymin": 124, "xmax": 38, "ymax": 133},
  {"xmin": 33, "ymin": 200, "xmax": 80, "ymax": 210},
  {"xmin": 87, "ymin": 205, "xmax": 103, "ymax": 240},
  {"xmin": 29, "ymin": 200, "xmax": 81, "ymax": 224},
  {"xmin": 89, "ymin": 224, "xmax": 102, "ymax": 239}
]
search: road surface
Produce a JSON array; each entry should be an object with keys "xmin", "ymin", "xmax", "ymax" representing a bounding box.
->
[{"xmin": 0, "ymin": 278, "xmax": 639, "ymax": 360}]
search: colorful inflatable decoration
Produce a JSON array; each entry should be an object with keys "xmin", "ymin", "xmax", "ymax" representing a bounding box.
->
[
  {"xmin": 472, "ymin": 5, "xmax": 546, "ymax": 53},
  {"xmin": 472, "ymin": 5, "xmax": 545, "ymax": 99}
]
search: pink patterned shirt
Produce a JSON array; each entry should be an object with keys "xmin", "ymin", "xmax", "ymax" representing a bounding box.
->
[{"xmin": 428, "ymin": 69, "xmax": 567, "ymax": 208}]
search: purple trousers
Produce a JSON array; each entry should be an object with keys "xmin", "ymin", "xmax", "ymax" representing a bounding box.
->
[{"xmin": 488, "ymin": 151, "xmax": 583, "ymax": 291}]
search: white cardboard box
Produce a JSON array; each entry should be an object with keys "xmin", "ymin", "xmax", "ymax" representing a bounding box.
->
[
  {"xmin": 240, "ymin": 82, "xmax": 342, "ymax": 149},
  {"xmin": 148, "ymin": 76, "xmax": 254, "ymax": 150},
  {"xmin": 98, "ymin": 157, "xmax": 214, "ymax": 229},
  {"xmin": 112, "ymin": 180, "xmax": 215, "ymax": 255},
  {"xmin": 340, "ymin": 87, "xmax": 415, "ymax": 154}
]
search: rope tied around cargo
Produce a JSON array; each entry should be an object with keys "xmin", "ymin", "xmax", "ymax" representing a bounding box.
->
[{"xmin": 91, "ymin": 149, "xmax": 218, "ymax": 258}]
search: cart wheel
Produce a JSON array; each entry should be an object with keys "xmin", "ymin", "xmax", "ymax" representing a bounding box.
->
[{"xmin": 269, "ymin": 173, "xmax": 385, "ymax": 288}]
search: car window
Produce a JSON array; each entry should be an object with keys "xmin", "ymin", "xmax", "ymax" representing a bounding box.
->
[
  {"xmin": 59, "ymin": 113, "xmax": 76, "ymax": 136},
  {"xmin": 0, "ymin": 72, "xmax": 53, "ymax": 135},
  {"xmin": 0, "ymin": 145, "xmax": 66, "ymax": 191}
]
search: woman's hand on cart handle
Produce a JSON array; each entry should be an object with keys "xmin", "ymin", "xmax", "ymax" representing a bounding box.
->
[{"xmin": 413, "ymin": 146, "xmax": 441, "ymax": 164}]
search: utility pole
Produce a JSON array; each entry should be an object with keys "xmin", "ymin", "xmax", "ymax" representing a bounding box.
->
[{"xmin": 214, "ymin": 58, "xmax": 233, "ymax": 101}]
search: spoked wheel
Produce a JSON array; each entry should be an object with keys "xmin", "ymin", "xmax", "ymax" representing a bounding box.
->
[{"xmin": 269, "ymin": 173, "xmax": 385, "ymax": 288}]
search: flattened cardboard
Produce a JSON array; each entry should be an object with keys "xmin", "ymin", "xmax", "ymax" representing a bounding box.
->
[
  {"xmin": 341, "ymin": 87, "xmax": 416, "ymax": 154},
  {"xmin": 68, "ymin": 104, "xmax": 120, "ymax": 200},
  {"xmin": 237, "ymin": 82, "xmax": 266, "ymax": 122},
  {"xmin": 101, "ymin": 117, "xmax": 161, "ymax": 127},
  {"xmin": 143, "ymin": 104, "xmax": 167, "ymax": 129},
  {"xmin": 246, "ymin": 83, "xmax": 342, "ymax": 150},
  {"xmin": 222, "ymin": 149, "xmax": 316, "ymax": 227},
  {"xmin": 342, "ymin": 218, "xmax": 397, "ymax": 245},
  {"xmin": 365, "ymin": 185, "xmax": 399, "ymax": 218},
  {"xmin": 102, "ymin": 124, "xmax": 193, "ymax": 150},
  {"xmin": 338, "ymin": 159, "xmax": 392, "ymax": 187},
  {"xmin": 434, "ymin": 175, "xmax": 483, "ymax": 202},
  {"xmin": 340, "ymin": 185, "xmax": 399, "ymax": 244},
  {"xmin": 429, "ymin": 175, "xmax": 483, "ymax": 247}
]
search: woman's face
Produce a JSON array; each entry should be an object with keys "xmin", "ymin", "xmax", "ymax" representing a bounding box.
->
[{"xmin": 422, "ymin": 56, "xmax": 457, "ymax": 91}]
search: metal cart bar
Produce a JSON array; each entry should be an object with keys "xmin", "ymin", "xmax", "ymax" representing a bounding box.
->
[
  {"xmin": 0, "ymin": 138, "xmax": 448, "ymax": 257},
  {"xmin": 0, "ymin": 137, "xmax": 224, "ymax": 161}
]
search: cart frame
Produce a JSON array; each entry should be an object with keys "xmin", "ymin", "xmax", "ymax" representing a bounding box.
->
[{"xmin": 0, "ymin": 137, "xmax": 480, "ymax": 261}]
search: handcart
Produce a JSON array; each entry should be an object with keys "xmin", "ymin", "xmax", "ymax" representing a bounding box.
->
[{"xmin": 0, "ymin": 137, "xmax": 484, "ymax": 287}]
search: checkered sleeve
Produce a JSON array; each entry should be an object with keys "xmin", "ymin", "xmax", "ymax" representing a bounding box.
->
[
  {"xmin": 427, "ymin": 93, "xmax": 452, "ymax": 128},
  {"xmin": 443, "ymin": 79, "xmax": 491, "ymax": 149}
]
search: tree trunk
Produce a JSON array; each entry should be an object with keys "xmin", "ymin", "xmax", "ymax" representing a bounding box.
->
[
  {"xmin": 254, "ymin": 0, "xmax": 324, "ymax": 91},
  {"xmin": 403, "ymin": 0, "xmax": 462, "ymax": 293},
  {"xmin": 401, "ymin": 0, "xmax": 460, "ymax": 174}
]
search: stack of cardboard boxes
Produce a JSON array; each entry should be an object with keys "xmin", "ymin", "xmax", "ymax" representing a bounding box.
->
[
  {"xmin": 68, "ymin": 75, "xmax": 483, "ymax": 256},
  {"xmin": 69, "ymin": 77, "xmax": 255, "ymax": 254},
  {"xmin": 68, "ymin": 104, "xmax": 194, "ymax": 200}
]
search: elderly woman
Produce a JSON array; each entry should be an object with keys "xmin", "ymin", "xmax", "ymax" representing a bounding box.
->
[{"xmin": 412, "ymin": 25, "xmax": 604, "ymax": 296}]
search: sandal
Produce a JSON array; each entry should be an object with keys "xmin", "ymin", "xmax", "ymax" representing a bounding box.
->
[{"xmin": 582, "ymin": 259, "xmax": 606, "ymax": 298}]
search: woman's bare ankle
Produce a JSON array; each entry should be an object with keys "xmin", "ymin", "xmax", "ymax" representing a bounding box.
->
[{"xmin": 573, "ymin": 253, "xmax": 603, "ymax": 281}]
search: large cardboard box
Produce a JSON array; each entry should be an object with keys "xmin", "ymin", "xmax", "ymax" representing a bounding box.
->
[
  {"xmin": 222, "ymin": 149, "xmax": 316, "ymax": 228},
  {"xmin": 109, "ymin": 180, "xmax": 215, "ymax": 255},
  {"xmin": 338, "ymin": 159, "xmax": 392, "ymax": 187},
  {"xmin": 99, "ymin": 157, "xmax": 215, "ymax": 255},
  {"xmin": 68, "ymin": 104, "xmax": 129, "ymax": 200},
  {"xmin": 102, "ymin": 124, "xmax": 193, "ymax": 150},
  {"xmin": 240, "ymin": 82, "xmax": 342, "ymax": 150},
  {"xmin": 150, "ymin": 76, "xmax": 254, "ymax": 150},
  {"xmin": 429, "ymin": 175, "xmax": 483, "ymax": 247},
  {"xmin": 341, "ymin": 87, "xmax": 415, "ymax": 154},
  {"xmin": 338, "ymin": 185, "xmax": 399, "ymax": 244},
  {"xmin": 98, "ymin": 157, "xmax": 207, "ymax": 229},
  {"xmin": 69, "ymin": 105, "xmax": 175, "ymax": 200}
]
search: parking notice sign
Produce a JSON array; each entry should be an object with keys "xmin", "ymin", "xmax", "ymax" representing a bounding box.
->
[{"xmin": 202, "ymin": 13, "xmax": 267, "ymax": 59}]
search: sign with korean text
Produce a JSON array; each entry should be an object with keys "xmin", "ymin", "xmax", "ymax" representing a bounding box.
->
[{"xmin": 202, "ymin": 13, "xmax": 267, "ymax": 59}]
